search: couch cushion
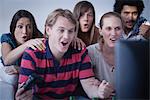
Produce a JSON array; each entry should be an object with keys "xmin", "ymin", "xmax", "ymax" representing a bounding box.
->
[{"xmin": 0, "ymin": 81, "xmax": 15, "ymax": 100}]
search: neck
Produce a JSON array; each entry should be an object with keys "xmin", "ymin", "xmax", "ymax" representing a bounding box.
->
[
  {"xmin": 124, "ymin": 27, "xmax": 133, "ymax": 35},
  {"xmin": 48, "ymin": 39, "xmax": 64, "ymax": 62},
  {"xmin": 102, "ymin": 44, "xmax": 115, "ymax": 66},
  {"xmin": 103, "ymin": 44, "xmax": 114, "ymax": 55},
  {"xmin": 78, "ymin": 30, "xmax": 91, "ymax": 46},
  {"xmin": 79, "ymin": 30, "xmax": 91, "ymax": 36}
]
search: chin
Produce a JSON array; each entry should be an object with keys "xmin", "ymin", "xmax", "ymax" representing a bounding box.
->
[
  {"xmin": 59, "ymin": 48, "xmax": 68, "ymax": 53},
  {"xmin": 19, "ymin": 41, "xmax": 26, "ymax": 44},
  {"xmin": 81, "ymin": 29, "xmax": 89, "ymax": 32},
  {"xmin": 127, "ymin": 27, "xmax": 133, "ymax": 29},
  {"xmin": 59, "ymin": 50, "xmax": 67, "ymax": 54},
  {"xmin": 109, "ymin": 44, "xmax": 115, "ymax": 48},
  {"xmin": 126, "ymin": 25, "xmax": 134, "ymax": 29}
]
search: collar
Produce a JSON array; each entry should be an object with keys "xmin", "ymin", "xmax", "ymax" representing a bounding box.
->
[
  {"xmin": 45, "ymin": 39, "xmax": 72, "ymax": 59},
  {"xmin": 122, "ymin": 31, "xmax": 133, "ymax": 39}
]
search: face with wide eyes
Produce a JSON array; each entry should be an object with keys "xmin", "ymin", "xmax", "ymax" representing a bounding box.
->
[
  {"xmin": 101, "ymin": 16, "xmax": 123, "ymax": 48},
  {"xmin": 79, "ymin": 9, "xmax": 94, "ymax": 32},
  {"xmin": 14, "ymin": 17, "xmax": 33, "ymax": 45},
  {"xmin": 46, "ymin": 16, "xmax": 76, "ymax": 54},
  {"xmin": 121, "ymin": 5, "xmax": 138, "ymax": 30}
]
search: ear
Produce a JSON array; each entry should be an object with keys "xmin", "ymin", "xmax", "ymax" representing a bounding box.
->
[
  {"xmin": 45, "ymin": 26, "xmax": 52, "ymax": 36},
  {"xmin": 99, "ymin": 28, "xmax": 103, "ymax": 36}
]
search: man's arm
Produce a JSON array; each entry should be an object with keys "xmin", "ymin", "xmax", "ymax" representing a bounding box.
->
[
  {"xmin": 80, "ymin": 77, "xmax": 114, "ymax": 99},
  {"xmin": 16, "ymin": 48, "xmax": 36, "ymax": 100}
]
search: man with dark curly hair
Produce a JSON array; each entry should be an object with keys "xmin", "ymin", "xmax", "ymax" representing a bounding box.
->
[{"xmin": 114, "ymin": 0, "xmax": 150, "ymax": 40}]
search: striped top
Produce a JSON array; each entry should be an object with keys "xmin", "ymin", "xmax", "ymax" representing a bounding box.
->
[{"xmin": 19, "ymin": 39, "xmax": 94, "ymax": 99}]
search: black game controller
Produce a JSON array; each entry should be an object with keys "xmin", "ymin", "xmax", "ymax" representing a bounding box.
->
[{"xmin": 22, "ymin": 73, "xmax": 44, "ymax": 91}]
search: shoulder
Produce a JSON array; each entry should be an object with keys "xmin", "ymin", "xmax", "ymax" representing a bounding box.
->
[
  {"xmin": 22, "ymin": 48, "xmax": 46, "ymax": 64},
  {"xmin": 1, "ymin": 33, "xmax": 14, "ymax": 42},
  {"xmin": 94, "ymin": 26, "xmax": 100, "ymax": 36},
  {"xmin": 87, "ymin": 43, "xmax": 99, "ymax": 51},
  {"xmin": 67, "ymin": 48, "xmax": 89, "ymax": 61},
  {"xmin": 1, "ymin": 33, "xmax": 13, "ymax": 41},
  {"xmin": 24, "ymin": 39, "xmax": 47, "ymax": 54},
  {"xmin": 94, "ymin": 26, "xmax": 99, "ymax": 32},
  {"xmin": 1, "ymin": 33, "xmax": 16, "ymax": 47},
  {"xmin": 87, "ymin": 43, "xmax": 100, "ymax": 58},
  {"xmin": 138, "ymin": 16, "xmax": 147, "ymax": 23},
  {"xmin": 69, "ymin": 47, "xmax": 88, "ymax": 56},
  {"xmin": 92, "ymin": 26, "xmax": 100, "ymax": 43},
  {"xmin": 134, "ymin": 16, "xmax": 147, "ymax": 29},
  {"xmin": 25, "ymin": 47, "xmax": 45, "ymax": 55}
]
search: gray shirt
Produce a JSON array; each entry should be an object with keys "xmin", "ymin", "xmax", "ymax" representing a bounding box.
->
[{"xmin": 87, "ymin": 43, "xmax": 115, "ymax": 87}]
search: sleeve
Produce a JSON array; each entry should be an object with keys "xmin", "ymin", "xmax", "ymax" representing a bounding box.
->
[
  {"xmin": 18, "ymin": 48, "xmax": 36, "ymax": 83},
  {"xmin": 87, "ymin": 45, "xmax": 96, "ymax": 68},
  {"xmin": 1, "ymin": 33, "xmax": 11, "ymax": 43},
  {"xmin": 79, "ymin": 48, "xmax": 94, "ymax": 80},
  {"xmin": 132, "ymin": 16, "xmax": 147, "ymax": 34},
  {"xmin": 135, "ymin": 34, "xmax": 147, "ymax": 40},
  {"xmin": 1, "ymin": 33, "xmax": 16, "ymax": 48}
]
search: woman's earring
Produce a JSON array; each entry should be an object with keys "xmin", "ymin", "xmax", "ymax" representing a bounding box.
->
[{"xmin": 100, "ymin": 32, "xmax": 103, "ymax": 36}]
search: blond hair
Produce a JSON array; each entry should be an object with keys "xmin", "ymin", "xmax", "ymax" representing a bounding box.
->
[{"xmin": 44, "ymin": 9, "xmax": 77, "ymax": 37}]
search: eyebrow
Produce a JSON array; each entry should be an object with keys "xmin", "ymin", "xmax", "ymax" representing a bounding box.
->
[{"xmin": 58, "ymin": 26, "xmax": 75, "ymax": 30}]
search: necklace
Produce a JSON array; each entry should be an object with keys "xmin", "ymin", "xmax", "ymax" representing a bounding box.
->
[
  {"xmin": 96, "ymin": 44, "xmax": 115, "ymax": 72},
  {"xmin": 111, "ymin": 66, "xmax": 115, "ymax": 72}
]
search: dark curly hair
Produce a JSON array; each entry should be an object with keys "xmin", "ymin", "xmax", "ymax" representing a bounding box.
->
[{"xmin": 113, "ymin": 0, "xmax": 145, "ymax": 17}]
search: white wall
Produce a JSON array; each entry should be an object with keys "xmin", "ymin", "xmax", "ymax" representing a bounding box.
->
[
  {"xmin": 142, "ymin": 0, "xmax": 150, "ymax": 21},
  {"xmin": 0, "ymin": 0, "xmax": 114, "ymax": 34},
  {"xmin": 0, "ymin": 0, "xmax": 149, "ymax": 34}
]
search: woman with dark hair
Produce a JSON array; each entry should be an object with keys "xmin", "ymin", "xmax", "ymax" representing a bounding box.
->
[
  {"xmin": 0, "ymin": 9, "xmax": 45, "ymax": 99},
  {"xmin": 72, "ymin": 0, "xmax": 100, "ymax": 48},
  {"xmin": 1, "ymin": 9, "xmax": 44, "ymax": 65},
  {"xmin": 10, "ymin": 10, "xmax": 43, "ymax": 39}
]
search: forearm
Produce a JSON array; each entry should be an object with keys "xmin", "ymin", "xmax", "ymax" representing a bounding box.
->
[
  {"xmin": 80, "ymin": 77, "xmax": 100, "ymax": 98},
  {"xmin": 81, "ymin": 78, "xmax": 114, "ymax": 99},
  {"xmin": 2, "ymin": 44, "xmax": 27, "ymax": 65}
]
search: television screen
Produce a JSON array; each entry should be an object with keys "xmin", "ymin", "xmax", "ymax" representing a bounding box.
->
[{"xmin": 115, "ymin": 40, "xmax": 149, "ymax": 99}]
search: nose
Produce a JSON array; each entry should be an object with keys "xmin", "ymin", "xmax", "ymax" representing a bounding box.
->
[
  {"xmin": 22, "ymin": 26, "xmax": 27, "ymax": 34},
  {"xmin": 63, "ymin": 31, "xmax": 69, "ymax": 39},
  {"xmin": 83, "ymin": 14, "xmax": 88, "ymax": 21},
  {"xmin": 128, "ymin": 13, "xmax": 134, "ymax": 20},
  {"xmin": 111, "ymin": 29, "xmax": 116, "ymax": 36}
]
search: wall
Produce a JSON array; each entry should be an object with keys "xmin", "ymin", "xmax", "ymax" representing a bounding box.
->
[
  {"xmin": 0, "ymin": 0, "xmax": 149, "ymax": 34},
  {"xmin": 0, "ymin": 0, "xmax": 114, "ymax": 34}
]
